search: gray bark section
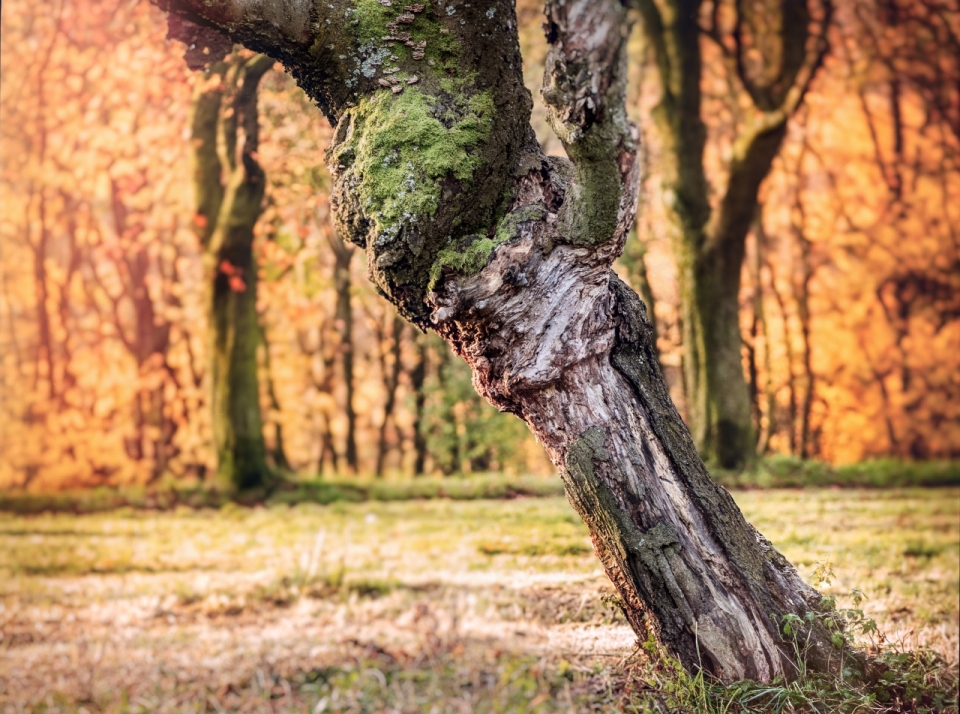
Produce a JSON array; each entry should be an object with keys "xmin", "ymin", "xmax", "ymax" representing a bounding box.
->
[{"xmin": 159, "ymin": 0, "xmax": 851, "ymax": 681}]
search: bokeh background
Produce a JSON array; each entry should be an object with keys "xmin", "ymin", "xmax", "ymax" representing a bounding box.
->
[
  {"xmin": 1, "ymin": 3, "xmax": 958, "ymax": 712},
  {"xmin": 1, "ymin": 0, "xmax": 957, "ymax": 487}
]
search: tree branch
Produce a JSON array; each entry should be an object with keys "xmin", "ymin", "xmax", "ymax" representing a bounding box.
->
[
  {"xmin": 542, "ymin": 0, "xmax": 639, "ymax": 247},
  {"xmin": 705, "ymin": 0, "xmax": 832, "ymax": 257}
]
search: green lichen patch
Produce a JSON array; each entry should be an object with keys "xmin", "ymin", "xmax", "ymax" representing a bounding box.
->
[
  {"xmin": 350, "ymin": 0, "xmax": 459, "ymax": 71},
  {"xmin": 427, "ymin": 203, "xmax": 547, "ymax": 290},
  {"xmin": 352, "ymin": 0, "xmax": 393, "ymax": 44},
  {"xmin": 333, "ymin": 84, "xmax": 494, "ymax": 250}
]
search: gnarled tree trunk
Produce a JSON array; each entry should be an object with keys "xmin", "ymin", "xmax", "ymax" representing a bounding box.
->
[{"xmin": 159, "ymin": 0, "xmax": 851, "ymax": 681}]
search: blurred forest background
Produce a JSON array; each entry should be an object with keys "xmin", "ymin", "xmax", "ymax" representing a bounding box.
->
[{"xmin": 1, "ymin": 0, "xmax": 958, "ymax": 492}]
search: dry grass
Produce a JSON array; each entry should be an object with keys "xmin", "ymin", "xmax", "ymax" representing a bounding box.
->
[{"xmin": 0, "ymin": 488, "xmax": 956, "ymax": 712}]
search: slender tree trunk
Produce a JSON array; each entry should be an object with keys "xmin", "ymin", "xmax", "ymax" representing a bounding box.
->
[
  {"xmin": 374, "ymin": 315, "xmax": 404, "ymax": 478},
  {"xmin": 768, "ymin": 251, "xmax": 798, "ymax": 454},
  {"xmin": 794, "ymin": 218, "xmax": 815, "ymax": 459},
  {"xmin": 410, "ymin": 333, "xmax": 429, "ymax": 475},
  {"xmin": 32, "ymin": 189, "xmax": 56, "ymax": 401},
  {"xmin": 432, "ymin": 344, "xmax": 456, "ymax": 477},
  {"xmin": 752, "ymin": 212, "xmax": 777, "ymax": 454},
  {"xmin": 191, "ymin": 52, "xmax": 274, "ymax": 490},
  {"xmin": 299, "ymin": 325, "xmax": 340, "ymax": 475},
  {"xmin": 326, "ymin": 232, "xmax": 358, "ymax": 473},
  {"xmin": 261, "ymin": 324, "xmax": 291, "ymax": 471},
  {"xmin": 159, "ymin": 0, "xmax": 855, "ymax": 682}
]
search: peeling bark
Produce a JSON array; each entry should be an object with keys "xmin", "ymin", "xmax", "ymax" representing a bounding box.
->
[{"xmin": 158, "ymin": 0, "xmax": 855, "ymax": 681}]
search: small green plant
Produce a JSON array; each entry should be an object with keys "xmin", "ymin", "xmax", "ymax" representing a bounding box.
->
[{"xmin": 614, "ymin": 567, "xmax": 957, "ymax": 714}]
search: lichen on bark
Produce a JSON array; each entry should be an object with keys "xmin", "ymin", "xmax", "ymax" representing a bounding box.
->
[{"xmin": 428, "ymin": 203, "xmax": 547, "ymax": 290}]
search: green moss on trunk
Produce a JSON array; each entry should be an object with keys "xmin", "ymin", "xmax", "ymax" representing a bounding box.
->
[{"xmin": 331, "ymin": 85, "xmax": 494, "ymax": 241}]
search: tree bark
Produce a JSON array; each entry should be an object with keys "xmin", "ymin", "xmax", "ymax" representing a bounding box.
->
[
  {"xmin": 636, "ymin": 0, "xmax": 831, "ymax": 467},
  {"xmin": 191, "ymin": 51, "xmax": 274, "ymax": 491},
  {"xmin": 159, "ymin": 0, "xmax": 854, "ymax": 681}
]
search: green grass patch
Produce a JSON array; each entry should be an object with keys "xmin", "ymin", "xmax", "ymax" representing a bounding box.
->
[
  {"xmin": 1, "ymin": 459, "xmax": 957, "ymax": 517},
  {"xmin": 713, "ymin": 456, "xmax": 960, "ymax": 489},
  {"xmin": 0, "ymin": 474, "xmax": 566, "ymax": 515}
]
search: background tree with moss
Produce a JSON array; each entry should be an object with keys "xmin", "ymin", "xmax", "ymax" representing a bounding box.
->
[
  {"xmin": 632, "ymin": 0, "xmax": 832, "ymax": 468},
  {"xmin": 190, "ymin": 46, "xmax": 275, "ymax": 491}
]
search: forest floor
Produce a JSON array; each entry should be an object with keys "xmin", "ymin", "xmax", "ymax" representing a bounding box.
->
[{"xmin": 1, "ymin": 488, "xmax": 957, "ymax": 713}]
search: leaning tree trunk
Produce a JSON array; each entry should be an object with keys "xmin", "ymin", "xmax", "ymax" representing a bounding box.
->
[
  {"xmin": 160, "ymin": 0, "xmax": 853, "ymax": 681},
  {"xmin": 190, "ymin": 50, "xmax": 274, "ymax": 491}
]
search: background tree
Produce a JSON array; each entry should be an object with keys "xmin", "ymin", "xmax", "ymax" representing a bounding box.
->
[
  {"xmin": 633, "ymin": 0, "xmax": 832, "ymax": 467},
  {"xmin": 190, "ymin": 48, "xmax": 274, "ymax": 491},
  {"xmin": 3, "ymin": 0, "xmax": 955, "ymax": 492}
]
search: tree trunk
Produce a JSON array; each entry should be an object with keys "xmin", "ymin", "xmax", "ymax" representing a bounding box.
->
[
  {"xmin": 410, "ymin": 333, "xmax": 429, "ymax": 475},
  {"xmin": 160, "ymin": 0, "xmax": 854, "ymax": 682},
  {"xmin": 374, "ymin": 314, "xmax": 404, "ymax": 478},
  {"xmin": 326, "ymin": 231, "xmax": 358, "ymax": 473},
  {"xmin": 190, "ymin": 51, "xmax": 274, "ymax": 491},
  {"xmin": 685, "ymin": 232, "xmax": 758, "ymax": 468},
  {"xmin": 261, "ymin": 324, "xmax": 292, "ymax": 471},
  {"xmin": 752, "ymin": 210, "xmax": 777, "ymax": 454},
  {"xmin": 636, "ymin": 0, "xmax": 831, "ymax": 467}
]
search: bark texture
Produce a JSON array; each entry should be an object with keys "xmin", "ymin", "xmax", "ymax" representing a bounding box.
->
[
  {"xmin": 161, "ymin": 0, "xmax": 852, "ymax": 681},
  {"xmin": 191, "ymin": 51, "xmax": 274, "ymax": 490},
  {"xmin": 636, "ymin": 0, "xmax": 831, "ymax": 467}
]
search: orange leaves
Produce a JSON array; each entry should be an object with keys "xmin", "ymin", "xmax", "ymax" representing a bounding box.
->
[{"xmin": 219, "ymin": 260, "xmax": 247, "ymax": 292}]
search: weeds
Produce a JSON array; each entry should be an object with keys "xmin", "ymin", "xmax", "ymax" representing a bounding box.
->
[{"xmin": 611, "ymin": 568, "xmax": 958, "ymax": 714}]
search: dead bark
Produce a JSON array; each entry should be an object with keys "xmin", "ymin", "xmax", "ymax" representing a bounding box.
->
[{"xmin": 158, "ymin": 0, "xmax": 857, "ymax": 681}]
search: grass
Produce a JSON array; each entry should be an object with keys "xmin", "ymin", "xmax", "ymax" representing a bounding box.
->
[
  {"xmin": 1, "ymin": 459, "xmax": 957, "ymax": 516},
  {"xmin": 713, "ymin": 456, "xmax": 960, "ymax": 489},
  {"xmin": 0, "ymin": 489, "xmax": 956, "ymax": 712}
]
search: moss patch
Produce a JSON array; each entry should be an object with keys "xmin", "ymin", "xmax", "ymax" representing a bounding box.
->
[
  {"xmin": 332, "ymin": 85, "xmax": 494, "ymax": 249},
  {"xmin": 428, "ymin": 203, "xmax": 547, "ymax": 290},
  {"xmin": 350, "ymin": 0, "xmax": 459, "ymax": 70}
]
